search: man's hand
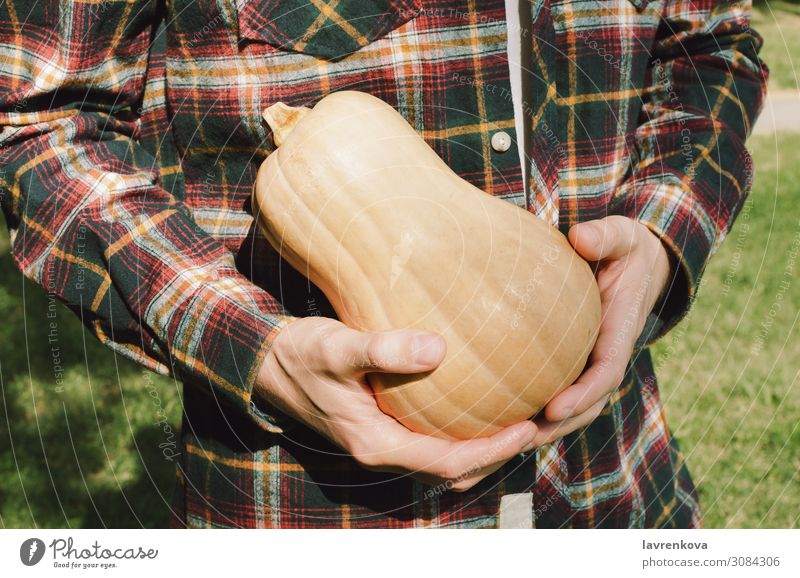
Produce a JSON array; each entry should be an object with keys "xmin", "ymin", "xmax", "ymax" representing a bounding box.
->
[
  {"xmin": 256, "ymin": 316, "xmax": 538, "ymax": 491},
  {"xmin": 532, "ymin": 215, "xmax": 673, "ymax": 445}
]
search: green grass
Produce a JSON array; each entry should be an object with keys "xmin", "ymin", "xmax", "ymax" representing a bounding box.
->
[
  {"xmin": 0, "ymin": 223, "xmax": 182, "ymax": 528},
  {"xmin": 753, "ymin": 1, "xmax": 800, "ymax": 91},
  {"xmin": 652, "ymin": 132, "xmax": 800, "ymax": 528}
]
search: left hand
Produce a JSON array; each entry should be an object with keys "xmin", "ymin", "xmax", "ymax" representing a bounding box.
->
[{"xmin": 530, "ymin": 215, "xmax": 673, "ymax": 446}]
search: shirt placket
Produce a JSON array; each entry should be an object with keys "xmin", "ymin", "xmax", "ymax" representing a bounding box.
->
[{"xmin": 525, "ymin": 0, "xmax": 562, "ymax": 227}]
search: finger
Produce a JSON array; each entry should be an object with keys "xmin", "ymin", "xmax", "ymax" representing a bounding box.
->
[
  {"xmin": 447, "ymin": 456, "xmax": 525, "ymax": 492},
  {"xmin": 359, "ymin": 419, "xmax": 537, "ymax": 483},
  {"xmin": 404, "ymin": 456, "xmax": 509, "ymax": 492},
  {"xmin": 330, "ymin": 326, "xmax": 447, "ymax": 376},
  {"xmin": 444, "ymin": 464, "xmax": 505, "ymax": 492},
  {"xmin": 568, "ymin": 215, "xmax": 638, "ymax": 263},
  {"xmin": 534, "ymin": 397, "xmax": 609, "ymax": 446},
  {"xmin": 545, "ymin": 311, "xmax": 634, "ymax": 421},
  {"xmin": 419, "ymin": 428, "xmax": 538, "ymax": 492},
  {"xmin": 544, "ymin": 286, "xmax": 638, "ymax": 421},
  {"xmin": 544, "ymin": 356, "xmax": 625, "ymax": 422}
]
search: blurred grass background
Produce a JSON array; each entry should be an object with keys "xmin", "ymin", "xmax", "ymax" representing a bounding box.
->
[
  {"xmin": 1, "ymin": 2, "xmax": 798, "ymax": 529},
  {"xmin": 0, "ymin": 230, "xmax": 182, "ymax": 527},
  {"xmin": 652, "ymin": 131, "xmax": 800, "ymax": 528},
  {"xmin": 753, "ymin": 1, "xmax": 800, "ymax": 90}
]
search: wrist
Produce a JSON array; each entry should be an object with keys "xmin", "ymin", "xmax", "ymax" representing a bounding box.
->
[
  {"xmin": 653, "ymin": 238, "xmax": 675, "ymax": 311},
  {"xmin": 248, "ymin": 316, "xmax": 298, "ymax": 431},
  {"xmin": 634, "ymin": 221, "xmax": 673, "ymax": 313}
]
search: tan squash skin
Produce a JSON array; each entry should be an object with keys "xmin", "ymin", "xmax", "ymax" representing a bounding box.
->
[{"xmin": 253, "ymin": 91, "xmax": 601, "ymax": 440}]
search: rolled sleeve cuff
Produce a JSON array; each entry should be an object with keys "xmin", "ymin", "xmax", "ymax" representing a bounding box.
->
[
  {"xmin": 166, "ymin": 271, "xmax": 295, "ymax": 434},
  {"xmin": 244, "ymin": 317, "xmax": 293, "ymax": 433},
  {"xmin": 614, "ymin": 177, "xmax": 713, "ymax": 347}
]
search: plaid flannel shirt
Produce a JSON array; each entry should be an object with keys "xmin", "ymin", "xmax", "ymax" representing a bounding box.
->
[{"xmin": 0, "ymin": 0, "xmax": 767, "ymax": 527}]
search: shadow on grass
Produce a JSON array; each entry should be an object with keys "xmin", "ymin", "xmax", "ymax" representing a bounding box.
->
[{"xmin": 1, "ymin": 229, "xmax": 180, "ymax": 528}]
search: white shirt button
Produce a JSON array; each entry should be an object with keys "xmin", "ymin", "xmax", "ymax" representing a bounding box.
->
[{"xmin": 491, "ymin": 131, "xmax": 512, "ymax": 153}]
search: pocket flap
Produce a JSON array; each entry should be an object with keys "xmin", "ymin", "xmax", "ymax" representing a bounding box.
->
[{"xmin": 236, "ymin": 0, "xmax": 422, "ymax": 61}]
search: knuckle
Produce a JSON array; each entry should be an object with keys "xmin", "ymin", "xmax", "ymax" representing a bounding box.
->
[
  {"xmin": 542, "ymin": 430, "xmax": 562, "ymax": 445},
  {"xmin": 450, "ymin": 479, "xmax": 477, "ymax": 492},
  {"xmin": 611, "ymin": 216, "xmax": 637, "ymax": 245},
  {"xmin": 365, "ymin": 334, "xmax": 386, "ymax": 370},
  {"xmin": 319, "ymin": 343, "xmax": 340, "ymax": 368},
  {"xmin": 310, "ymin": 327, "xmax": 340, "ymax": 364},
  {"xmin": 599, "ymin": 217, "xmax": 617, "ymax": 242},
  {"xmin": 586, "ymin": 397, "xmax": 610, "ymax": 421},
  {"xmin": 612, "ymin": 370, "xmax": 627, "ymax": 389},
  {"xmin": 347, "ymin": 434, "xmax": 383, "ymax": 469},
  {"xmin": 608, "ymin": 214, "xmax": 632, "ymax": 231},
  {"xmin": 351, "ymin": 448, "xmax": 382, "ymax": 469},
  {"xmin": 436, "ymin": 460, "xmax": 471, "ymax": 484},
  {"xmin": 434, "ymin": 465, "xmax": 460, "ymax": 483}
]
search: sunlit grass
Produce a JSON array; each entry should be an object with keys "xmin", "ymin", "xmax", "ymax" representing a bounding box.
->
[
  {"xmin": 753, "ymin": 1, "xmax": 800, "ymax": 91},
  {"xmin": 0, "ymin": 224, "xmax": 181, "ymax": 527},
  {"xmin": 652, "ymin": 132, "xmax": 800, "ymax": 528}
]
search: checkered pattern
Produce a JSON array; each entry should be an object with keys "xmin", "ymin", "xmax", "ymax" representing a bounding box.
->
[{"xmin": 0, "ymin": 0, "xmax": 767, "ymax": 527}]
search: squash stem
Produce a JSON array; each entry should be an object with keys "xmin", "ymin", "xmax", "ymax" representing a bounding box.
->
[{"xmin": 262, "ymin": 102, "xmax": 311, "ymax": 146}]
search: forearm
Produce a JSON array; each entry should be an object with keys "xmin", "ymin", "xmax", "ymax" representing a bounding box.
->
[
  {"xmin": 0, "ymin": 0, "xmax": 292, "ymax": 430},
  {"xmin": 614, "ymin": 0, "xmax": 768, "ymax": 344}
]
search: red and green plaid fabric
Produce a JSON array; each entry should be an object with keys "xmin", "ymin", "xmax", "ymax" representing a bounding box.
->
[{"xmin": 0, "ymin": 0, "xmax": 767, "ymax": 527}]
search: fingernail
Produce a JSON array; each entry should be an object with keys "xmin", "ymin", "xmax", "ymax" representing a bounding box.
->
[
  {"xmin": 412, "ymin": 333, "xmax": 445, "ymax": 366},
  {"xmin": 581, "ymin": 224, "xmax": 601, "ymax": 247}
]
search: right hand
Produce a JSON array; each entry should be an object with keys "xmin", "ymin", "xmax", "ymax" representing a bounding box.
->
[{"xmin": 255, "ymin": 316, "xmax": 538, "ymax": 492}]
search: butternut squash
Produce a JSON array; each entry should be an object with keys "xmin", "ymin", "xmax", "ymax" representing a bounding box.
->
[{"xmin": 253, "ymin": 91, "xmax": 600, "ymax": 440}]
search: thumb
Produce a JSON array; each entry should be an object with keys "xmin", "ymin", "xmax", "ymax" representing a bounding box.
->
[
  {"xmin": 568, "ymin": 216, "xmax": 635, "ymax": 262},
  {"xmin": 346, "ymin": 328, "xmax": 447, "ymax": 375}
]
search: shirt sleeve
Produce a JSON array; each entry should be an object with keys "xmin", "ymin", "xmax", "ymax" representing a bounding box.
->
[
  {"xmin": 0, "ymin": 0, "xmax": 292, "ymax": 432},
  {"xmin": 613, "ymin": 0, "xmax": 769, "ymax": 346}
]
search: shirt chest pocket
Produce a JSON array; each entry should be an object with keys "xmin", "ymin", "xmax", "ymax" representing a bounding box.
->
[{"xmin": 235, "ymin": 0, "xmax": 422, "ymax": 61}]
